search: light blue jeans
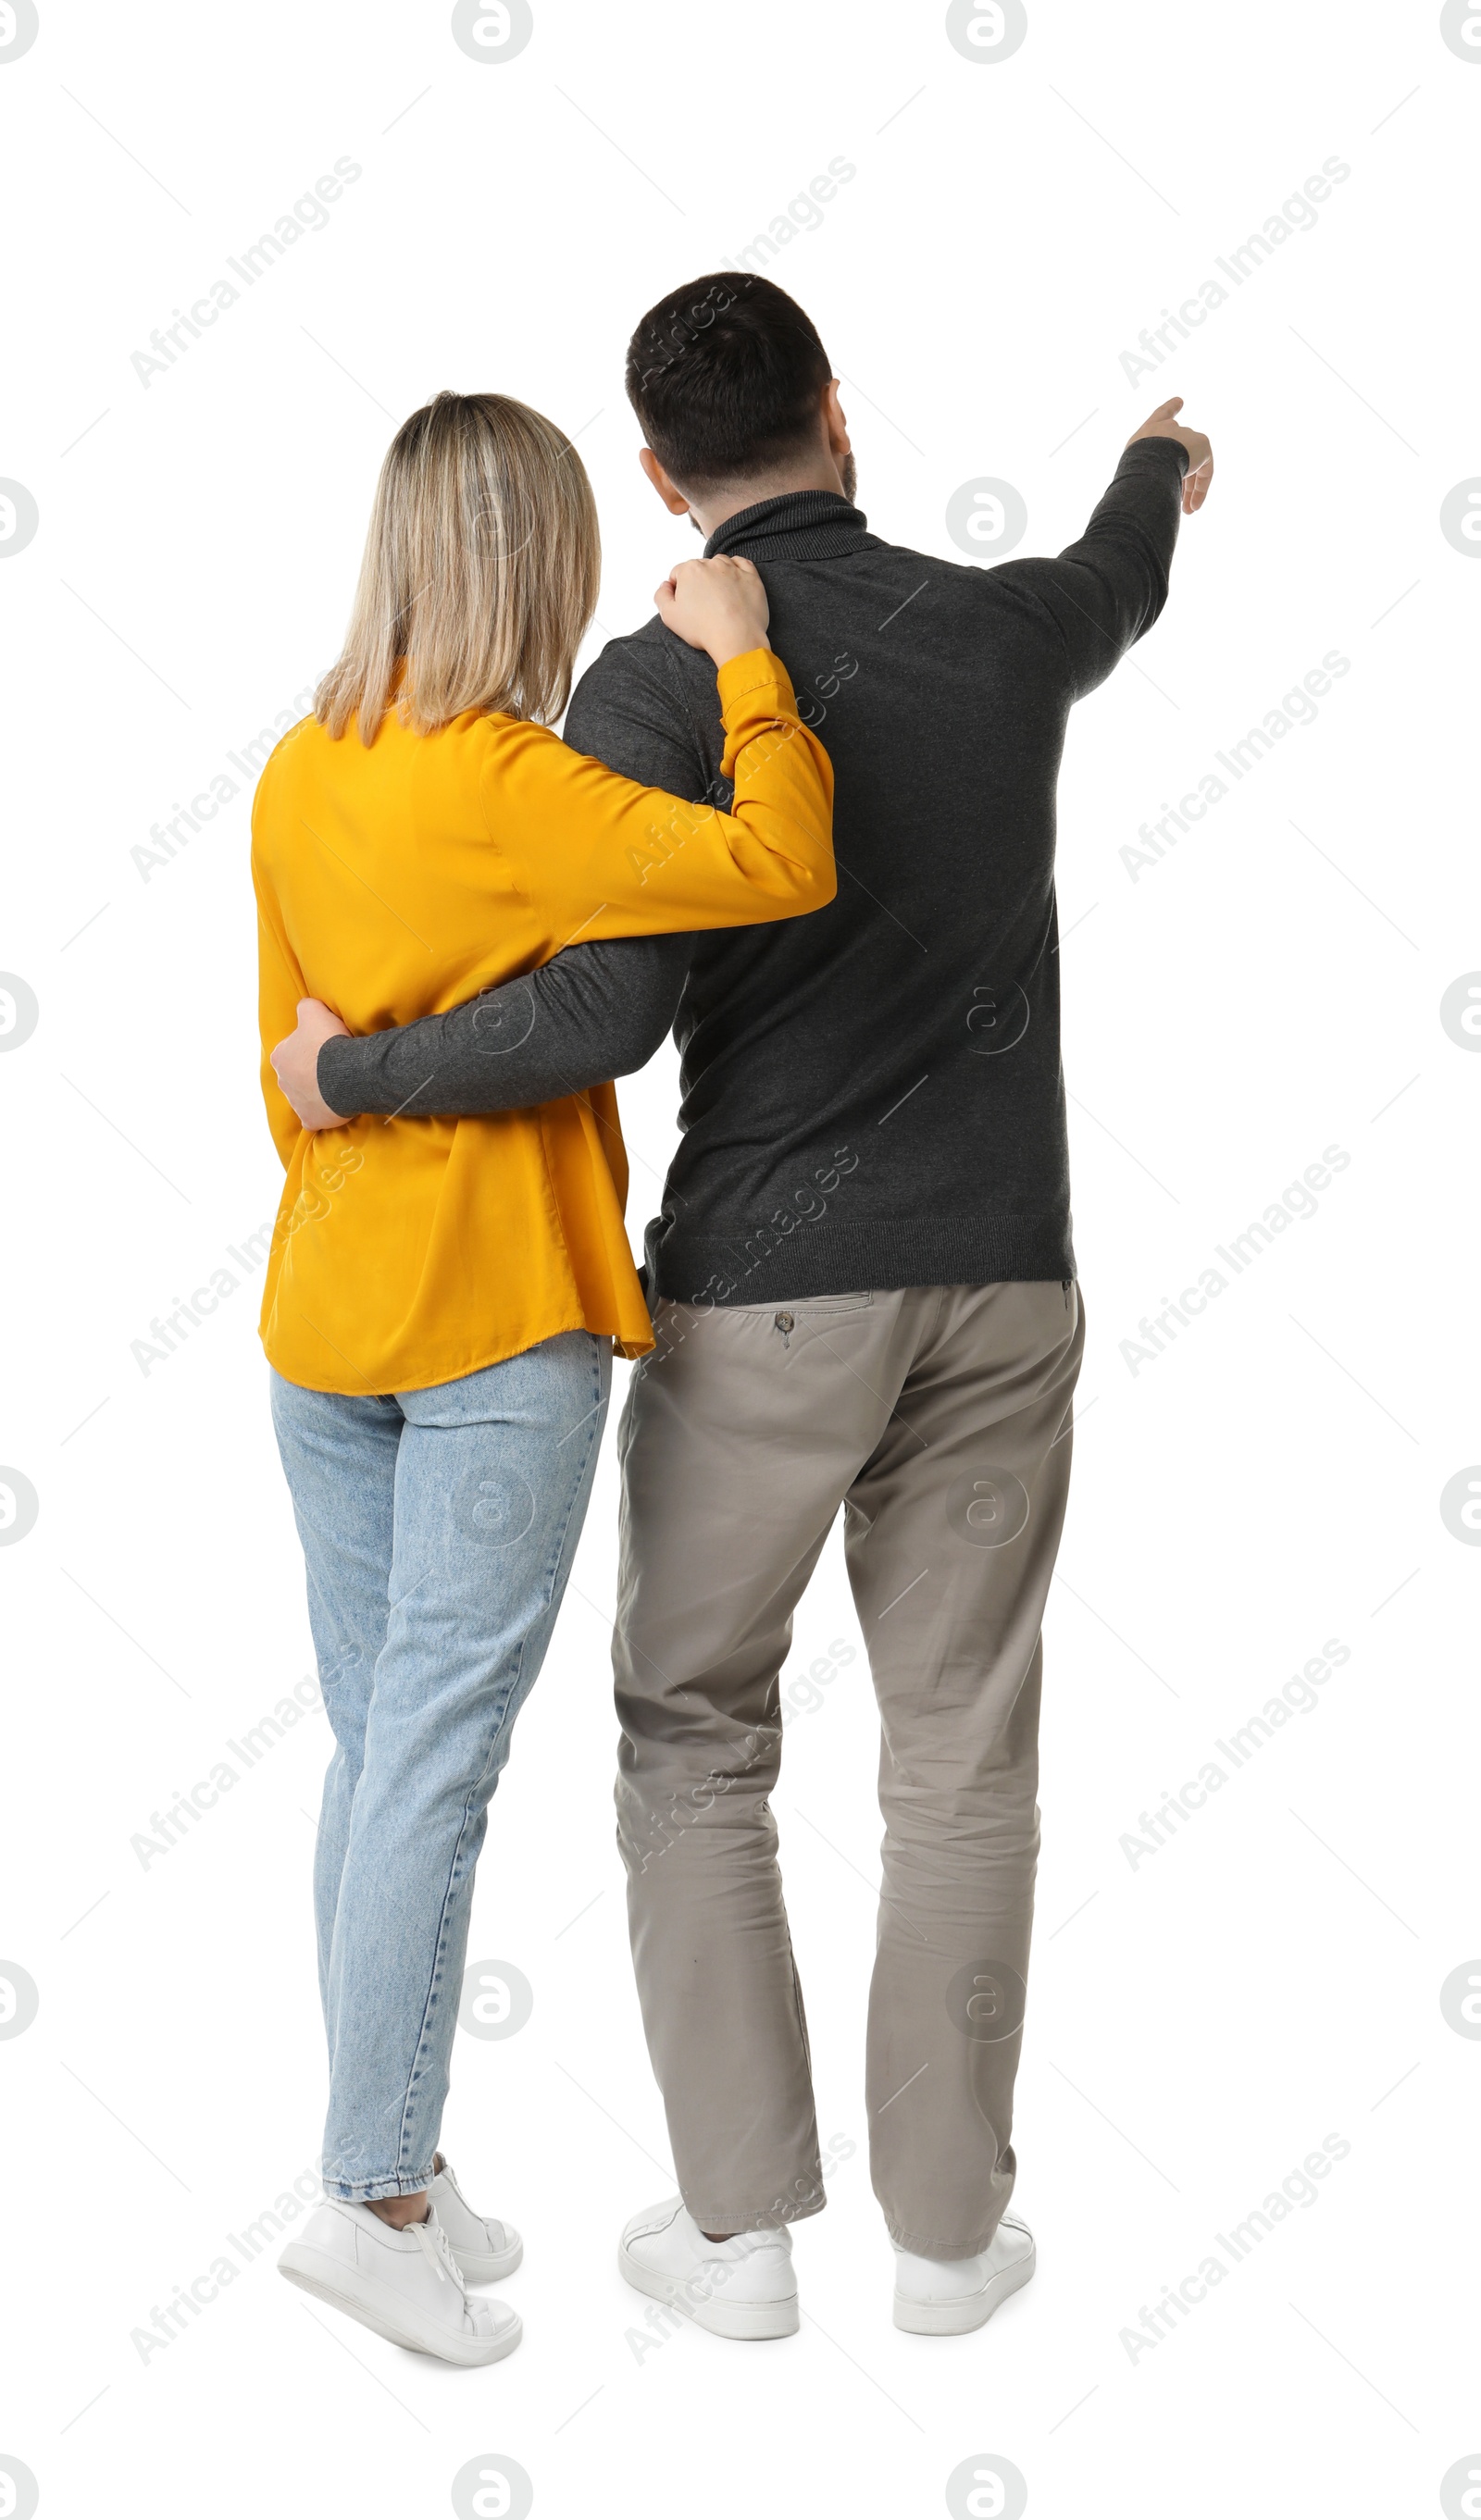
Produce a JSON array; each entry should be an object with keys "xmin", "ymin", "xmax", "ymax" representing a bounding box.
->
[{"xmin": 269, "ymin": 1331, "xmax": 611, "ymax": 2202}]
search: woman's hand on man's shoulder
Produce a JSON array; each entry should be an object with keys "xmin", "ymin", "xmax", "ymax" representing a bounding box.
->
[{"xmin": 654, "ymin": 554, "xmax": 770, "ymax": 669}]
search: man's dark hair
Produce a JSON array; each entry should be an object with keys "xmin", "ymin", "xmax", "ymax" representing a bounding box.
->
[{"xmin": 625, "ymin": 272, "xmax": 831, "ymax": 490}]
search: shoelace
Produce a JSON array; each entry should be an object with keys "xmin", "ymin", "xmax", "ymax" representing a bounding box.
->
[{"xmin": 412, "ymin": 2213, "xmax": 467, "ymax": 2294}]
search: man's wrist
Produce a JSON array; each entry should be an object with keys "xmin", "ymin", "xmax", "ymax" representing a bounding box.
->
[
  {"xmin": 316, "ymin": 1034, "xmax": 358, "ymax": 1120},
  {"xmin": 1125, "ymin": 431, "xmax": 1190, "ymax": 475}
]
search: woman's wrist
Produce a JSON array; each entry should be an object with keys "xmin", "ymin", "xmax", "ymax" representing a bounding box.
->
[{"xmin": 709, "ymin": 638, "xmax": 770, "ymax": 672}]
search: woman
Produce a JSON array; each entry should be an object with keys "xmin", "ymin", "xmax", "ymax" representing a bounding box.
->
[{"xmin": 254, "ymin": 390, "xmax": 834, "ymax": 2365}]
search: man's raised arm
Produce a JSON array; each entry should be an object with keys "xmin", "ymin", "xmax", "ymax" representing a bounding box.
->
[{"xmin": 1004, "ymin": 396, "xmax": 1212, "ymax": 701}]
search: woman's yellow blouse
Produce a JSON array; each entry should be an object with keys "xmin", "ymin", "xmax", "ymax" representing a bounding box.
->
[{"xmin": 252, "ymin": 649, "xmax": 835, "ymax": 1393}]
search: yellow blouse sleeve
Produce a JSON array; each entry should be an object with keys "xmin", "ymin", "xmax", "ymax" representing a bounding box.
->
[
  {"xmin": 251, "ymin": 835, "xmax": 309, "ymax": 1172},
  {"xmin": 483, "ymin": 647, "xmax": 836, "ymax": 957}
]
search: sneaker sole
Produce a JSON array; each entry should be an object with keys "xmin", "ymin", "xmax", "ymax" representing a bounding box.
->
[
  {"xmin": 893, "ymin": 2243, "xmax": 1036, "ymax": 2336},
  {"xmin": 451, "ymin": 2236, "xmax": 524, "ymax": 2284},
  {"xmin": 617, "ymin": 2240, "xmax": 800, "ymax": 2340},
  {"xmin": 279, "ymin": 2243, "xmax": 522, "ymax": 2365}
]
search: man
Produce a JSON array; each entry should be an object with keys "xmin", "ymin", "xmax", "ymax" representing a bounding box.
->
[{"xmin": 273, "ymin": 272, "xmax": 1211, "ymax": 2338}]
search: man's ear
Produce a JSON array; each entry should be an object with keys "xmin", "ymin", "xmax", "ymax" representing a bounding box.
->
[
  {"xmin": 823, "ymin": 379, "xmax": 852, "ymax": 468},
  {"xmin": 638, "ymin": 446, "xmax": 692, "ymax": 518}
]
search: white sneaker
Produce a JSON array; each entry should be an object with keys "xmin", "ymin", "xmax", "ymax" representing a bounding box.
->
[
  {"xmin": 618, "ymin": 2197, "xmax": 799, "ymax": 2340},
  {"xmin": 279, "ymin": 2200, "xmax": 521, "ymax": 2365},
  {"xmin": 892, "ymin": 2211, "xmax": 1036, "ymax": 2335},
  {"xmin": 428, "ymin": 2158, "xmax": 522, "ymax": 2283}
]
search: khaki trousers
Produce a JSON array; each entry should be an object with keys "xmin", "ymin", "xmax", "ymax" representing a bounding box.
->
[{"xmin": 613, "ymin": 1280, "xmax": 1083, "ymax": 2261}]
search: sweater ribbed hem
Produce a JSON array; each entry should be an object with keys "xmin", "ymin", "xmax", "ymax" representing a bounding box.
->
[{"xmin": 649, "ymin": 1213, "xmax": 1076, "ymax": 1308}]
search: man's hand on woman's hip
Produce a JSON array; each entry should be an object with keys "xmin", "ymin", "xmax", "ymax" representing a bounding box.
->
[{"xmin": 270, "ymin": 998, "xmax": 353, "ymax": 1130}]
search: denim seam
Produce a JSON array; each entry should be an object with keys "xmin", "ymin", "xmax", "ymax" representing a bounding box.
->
[
  {"xmin": 391, "ymin": 1340, "xmax": 607, "ymax": 2179},
  {"xmin": 530, "ymin": 1341, "xmax": 605, "ymax": 1614},
  {"xmin": 323, "ymin": 2166, "xmax": 437, "ymax": 2204}
]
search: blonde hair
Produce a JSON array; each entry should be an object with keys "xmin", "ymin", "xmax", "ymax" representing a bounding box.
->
[{"xmin": 316, "ymin": 391, "xmax": 601, "ymax": 744}]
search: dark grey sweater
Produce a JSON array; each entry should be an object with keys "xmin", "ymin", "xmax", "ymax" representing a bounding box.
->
[{"xmin": 320, "ymin": 441, "xmax": 1187, "ymax": 1306}]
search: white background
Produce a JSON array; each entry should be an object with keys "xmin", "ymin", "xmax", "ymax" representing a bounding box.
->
[{"xmin": 2, "ymin": 3, "xmax": 1477, "ymax": 2514}]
